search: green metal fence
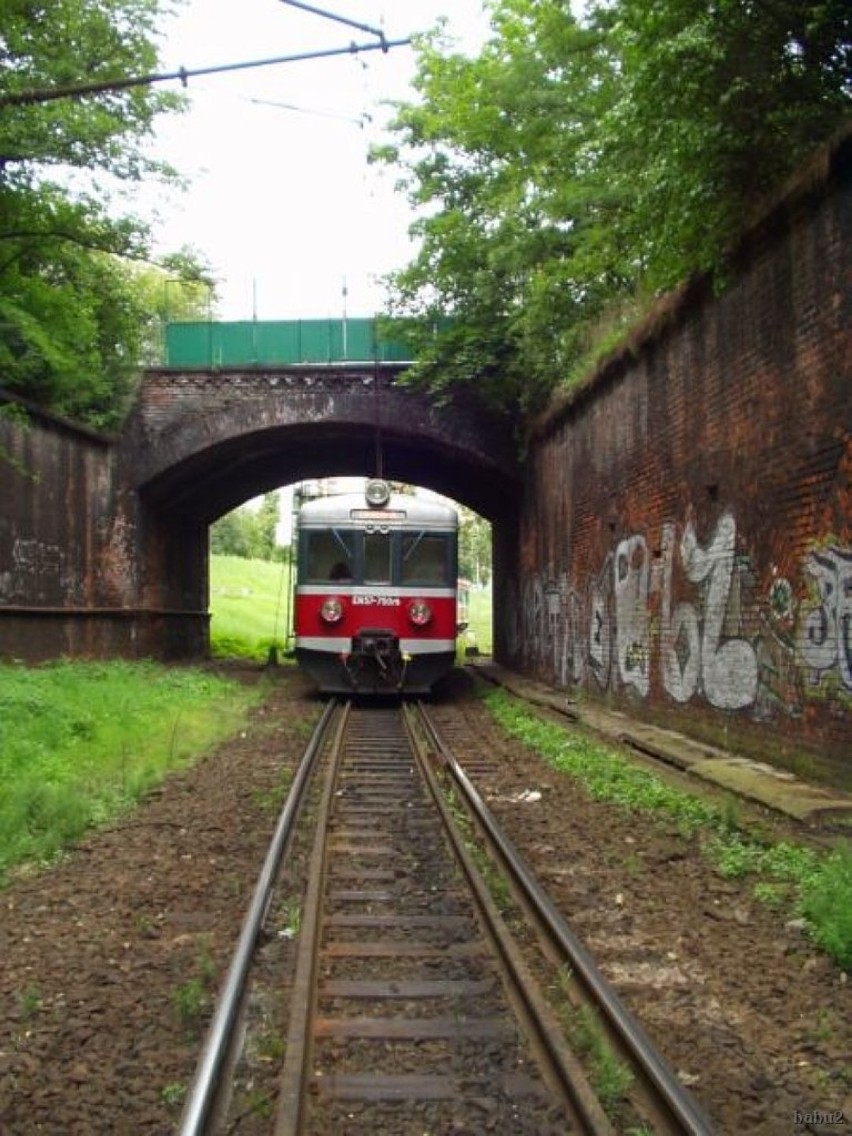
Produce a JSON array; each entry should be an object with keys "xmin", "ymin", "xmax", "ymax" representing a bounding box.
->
[{"xmin": 163, "ymin": 318, "xmax": 414, "ymax": 367}]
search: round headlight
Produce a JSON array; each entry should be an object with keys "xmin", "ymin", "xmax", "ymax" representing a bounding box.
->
[
  {"xmin": 320, "ymin": 598, "xmax": 344, "ymax": 624},
  {"xmin": 408, "ymin": 600, "xmax": 432, "ymax": 627},
  {"xmin": 365, "ymin": 478, "xmax": 391, "ymax": 507}
]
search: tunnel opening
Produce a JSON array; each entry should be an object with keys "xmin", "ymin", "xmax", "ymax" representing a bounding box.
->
[{"xmin": 206, "ymin": 477, "xmax": 493, "ymax": 669}]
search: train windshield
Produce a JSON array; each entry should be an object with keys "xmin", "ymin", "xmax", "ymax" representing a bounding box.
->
[
  {"xmin": 401, "ymin": 532, "xmax": 452, "ymax": 585},
  {"xmin": 304, "ymin": 530, "xmax": 355, "ymax": 583},
  {"xmin": 364, "ymin": 531, "xmax": 392, "ymax": 584},
  {"xmin": 301, "ymin": 525, "xmax": 453, "ymax": 585}
]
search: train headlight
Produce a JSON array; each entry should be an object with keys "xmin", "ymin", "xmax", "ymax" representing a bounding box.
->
[
  {"xmin": 408, "ymin": 600, "xmax": 432, "ymax": 627},
  {"xmin": 320, "ymin": 598, "xmax": 344, "ymax": 624}
]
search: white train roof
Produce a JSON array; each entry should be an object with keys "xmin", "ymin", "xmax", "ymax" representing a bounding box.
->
[{"xmin": 298, "ymin": 489, "xmax": 457, "ymax": 530}]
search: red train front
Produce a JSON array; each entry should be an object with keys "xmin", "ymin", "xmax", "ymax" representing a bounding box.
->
[{"xmin": 294, "ymin": 480, "xmax": 461, "ymax": 694}]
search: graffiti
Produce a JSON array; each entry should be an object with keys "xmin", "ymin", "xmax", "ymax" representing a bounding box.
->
[
  {"xmin": 520, "ymin": 509, "xmax": 759, "ymax": 711},
  {"xmin": 663, "ymin": 512, "xmax": 758, "ymax": 710},
  {"xmin": 659, "ymin": 520, "xmax": 700, "ymax": 703},
  {"xmin": 588, "ymin": 554, "xmax": 613, "ymax": 690},
  {"xmin": 614, "ymin": 535, "xmax": 650, "ymax": 696},
  {"xmin": 798, "ymin": 547, "xmax": 852, "ymax": 691},
  {"xmin": 564, "ymin": 587, "xmax": 584, "ymax": 686},
  {"xmin": 514, "ymin": 510, "xmax": 850, "ymax": 725},
  {"xmin": 0, "ymin": 538, "xmax": 65, "ymax": 602}
]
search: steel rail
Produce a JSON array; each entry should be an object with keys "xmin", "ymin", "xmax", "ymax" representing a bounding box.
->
[
  {"xmin": 403, "ymin": 704, "xmax": 615, "ymax": 1133},
  {"xmin": 178, "ymin": 697, "xmax": 339, "ymax": 1136},
  {"xmin": 274, "ymin": 699, "xmax": 351, "ymax": 1136},
  {"xmin": 414, "ymin": 700, "xmax": 716, "ymax": 1136}
]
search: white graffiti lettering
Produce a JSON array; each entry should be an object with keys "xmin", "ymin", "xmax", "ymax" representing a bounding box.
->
[
  {"xmin": 798, "ymin": 547, "xmax": 852, "ymax": 690},
  {"xmin": 659, "ymin": 521, "xmax": 701, "ymax": 703},
  {"xmin": 614, "ymin": 534, "xmax": 650, "ymax": 696}
]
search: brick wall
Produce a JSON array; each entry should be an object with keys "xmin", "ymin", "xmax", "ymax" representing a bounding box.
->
[{"xmin": 503, "ymin": 130, "xmax": 851, "ymax": 781}]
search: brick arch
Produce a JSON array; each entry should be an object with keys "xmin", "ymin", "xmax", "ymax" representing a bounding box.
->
[
  {"xmin": 111, "ymin": 363, "xmax": 520, "ymax": 656},
  {"xmin": 125, "ymin": 365, "xmax": 518, "ymax": 521}
]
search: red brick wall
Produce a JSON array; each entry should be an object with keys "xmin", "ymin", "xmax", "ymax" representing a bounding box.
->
[{"xmin": 504, "ymin": 131, "xmax": 851, "ymax": 781}]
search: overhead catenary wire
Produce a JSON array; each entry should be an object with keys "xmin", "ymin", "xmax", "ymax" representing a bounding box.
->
[
  {"xmin": 0, "ymin": 37, "xmax": 411, "ymax": 109},
  {"xmin": 278, "ymin": 0, "xmax": 388, "ymax": 47}
]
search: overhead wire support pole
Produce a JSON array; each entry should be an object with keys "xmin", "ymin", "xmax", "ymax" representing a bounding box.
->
[
  {"xmin": 0, "ymin": 38, "xmax": 411, "ymax": 109},
  {"xmin": 278, "ymin": 0, "xmax": 388, "ymax": 48}
]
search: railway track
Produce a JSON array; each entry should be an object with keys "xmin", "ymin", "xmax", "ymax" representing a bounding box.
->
[{"xmin": 180, "ymin": 699, "xmax": 714, "ymax": 1135}]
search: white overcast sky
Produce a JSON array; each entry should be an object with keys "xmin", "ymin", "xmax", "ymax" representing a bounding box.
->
[{"xmin": 145, "ymin": 0, "xmax": 491, "ymax": 320}]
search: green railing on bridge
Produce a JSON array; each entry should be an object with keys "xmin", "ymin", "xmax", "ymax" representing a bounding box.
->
[{"xmin": 163, "ymin": 318, "xmax": 415, "ymax": 368}]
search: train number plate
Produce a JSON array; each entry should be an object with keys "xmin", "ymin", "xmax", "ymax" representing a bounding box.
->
[{"xmin": 352, "ymin": 595, "xmax": 401, "ymax": 607}]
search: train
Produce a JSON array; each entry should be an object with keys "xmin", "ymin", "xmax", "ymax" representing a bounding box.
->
[{"xmin": 293, "ymin": 480, "xmax": 463, "ymax": 694}]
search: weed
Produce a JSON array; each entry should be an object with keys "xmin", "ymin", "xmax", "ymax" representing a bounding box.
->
[
  {"xmin": 135, "ymin": 913, "xmax": 154, "ymax": 936},
  {"xmin": 195, "ymin": 938, "xmax": 216, "ymax": 984},
  {"xmin": 752, "ymin": 881, "xmax": 788, "ymax": 909},
  {"xmin": 811, "ymin": 1008, "xmax": 836, "ymax": 1044},
  {"xmin": 173, "ymin": 977, "xmax": 208, "ymax": 1027},
  {"xmin": 255, "ymin": 1029, "xmax": 286, "ymax": 1062},
  {"xmin": 252, "ymin": 765, "xmax": 294, "ymax": 813},
  {"xmin": 798, "ymin": 845, "xmax": 852, "ymax": 969},
  {"xmin": 622, "ymin": 851, "xmax": 645, "ymax": 876},
  {"xmin": 443, "ymin": 783, "xmax": 512, "ymax": 913},
  {"xmin": 19, "ymin": 984, "xmax": 42, "ymax": 1018},
  {"xmin": 560, "ymin": 1001, "xmax": 634, "ymax": 1116},
  {"xmin": 245, "ymin": 1089, "xmax": 274, "ymax": 1117},
  {"xmin": 277, "ymin": 896, "xmax": 301, "ymax": 939},
  {"xmin": 160, "ymin": 1082, "xmax": 185, "ymax": 1106}
]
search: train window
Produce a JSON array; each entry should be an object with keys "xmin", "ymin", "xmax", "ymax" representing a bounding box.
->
[
  {"xmin": 304, "ymin": 530, "xmax": 355, "ymax": 583},
  {"xmin": 364, "ymin": 531, "xmax": 392, "ymax": 584},
  {"xmin": 401, "ymin": 532, "xmax": 450, "ymax": 585}
]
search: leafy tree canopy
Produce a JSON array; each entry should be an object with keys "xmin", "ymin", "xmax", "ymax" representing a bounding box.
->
[
  {"xmin": 211, "ymin": 494, "xmax": 284, "ymax": 562},
  {"xmin": 0, "ymin": 0, "xmax": 213, "ymax": 428},
  {"xmin": 376, "ymin": 0, "xmax": 851, "ymax": 420}
]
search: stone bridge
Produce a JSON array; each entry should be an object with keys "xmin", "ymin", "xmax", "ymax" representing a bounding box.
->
[
  {"xmin": 1, "ymin": 362, "xmax": 519, "ymax": 659},
  {"xmin": 128, "ymin": 363, "xmax": 518, "ymax": 522}
]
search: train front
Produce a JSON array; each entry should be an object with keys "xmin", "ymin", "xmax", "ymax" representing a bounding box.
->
[{"xmin": 294, "ymin": 480, "xmax": 460, "ymax": 694}]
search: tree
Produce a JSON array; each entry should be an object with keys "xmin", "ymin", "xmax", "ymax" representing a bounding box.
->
[
  {"xmin": 0, "ymin": 0, "xmax": 210, "ymax": 427},
  {"xmin": 458, "ymin": 506, "xmax": 492, "ymax": 587},
  {"xmin": 596, "ymin": 0, "xmax": 852, "ymax": 290},
  {"xmin": 210, "ymin": 494, "xmax": 283, "ymax": 561},
  {"xmin": 377, "ymin": 0, "xmax": 851, "ymax": 418}
]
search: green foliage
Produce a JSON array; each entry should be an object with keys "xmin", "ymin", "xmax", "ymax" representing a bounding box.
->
[
  {"xmin": 561, "ymin": 1002, "xmax": 634, "ymax": 1116},
  {"xmin": 173, "ymin": 976, "xmax": 209, "ymax": 1029},
  {"xmin": 594, "ymin": 0, "xmax": 852, "ymax": 291},
  {"xmin": 377, "ymin": 0, "xmax": 851, "ymax": 418},
  {"xmin": 457, "ymin": 504, "xmax": 492, "ymax": 586},
  {"xmin": 0, "ymin": 659, "xmax": 264, "ymax": 879},
  {"xmin": 0, "ymin": 0, "xmax": 212, "ymax": 427},
  {"xmin": 483, "ymin": 686, "xmax": 852, "ymax": 969},
  {"xmin": 211, "ymin": 493, "xmax": 284, "ymax": 562},
  {"xmin": 799, "ymin": 845, "xmax": 852, "ymax": 968}
]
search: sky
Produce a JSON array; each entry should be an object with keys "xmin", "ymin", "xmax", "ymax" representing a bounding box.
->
[{"xmin": 146, "ymin": 0, "xmax": 491, "ymax": 321}]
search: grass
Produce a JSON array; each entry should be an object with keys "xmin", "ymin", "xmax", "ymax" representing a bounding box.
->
[
  {"xmin": 210, "ymin": 554, "xmax": 293, "ymax": 660},
  {"xmin": 461, "ymin": 584, "xmax": 493, "ymax": 657},
  {"xmin": 0, "ymin": 658, "xmax": 266, "ymax": 881},
  {"xmin": 482, "ymin": 685, "xmax": 852, "ymax": 970},
  {"xmin": 209, "ymin": 553, "xmax": 494, "ymax": 660}
]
